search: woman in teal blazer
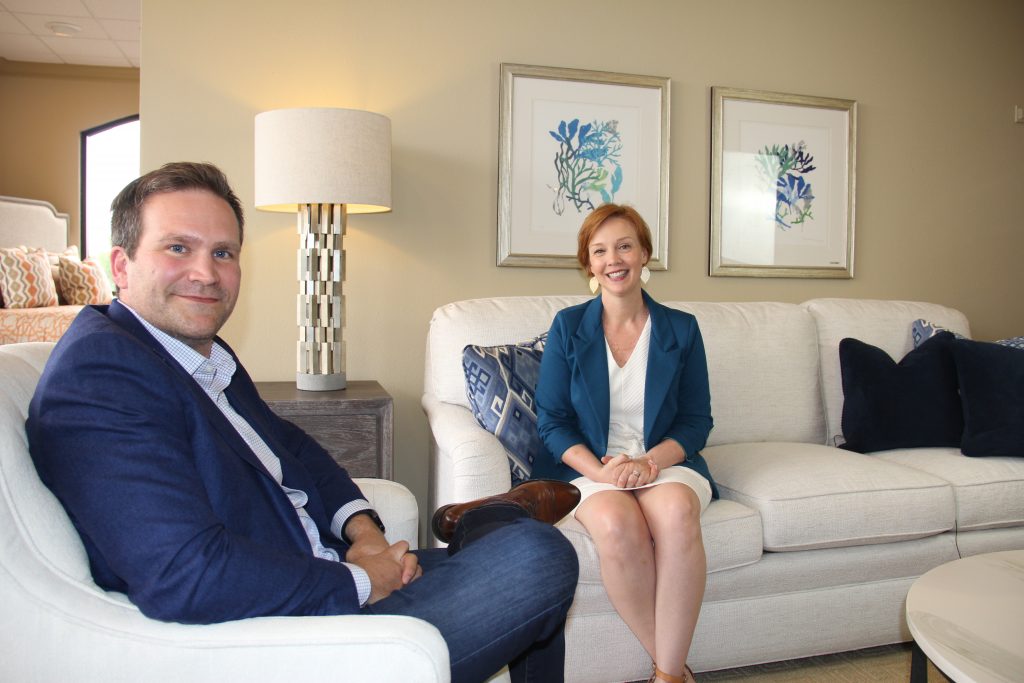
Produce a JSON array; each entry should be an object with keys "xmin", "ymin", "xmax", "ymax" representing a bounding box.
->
[{"xmin": 534, "ymin": 204, "xmax": 715, "ymax": 683}]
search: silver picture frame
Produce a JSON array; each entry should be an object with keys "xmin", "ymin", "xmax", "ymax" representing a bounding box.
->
[
  {"xmin": 497, "ymin": 63, "xmax": 670, "ymax": 269},
  {"xmin": 710, "ymin": 86, "xmax": 857, "ymax": 278}
]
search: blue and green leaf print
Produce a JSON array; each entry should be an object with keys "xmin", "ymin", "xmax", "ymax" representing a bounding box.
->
[
  {"xmin": 548, "ymin": 118, "xmax": 623, "ymax": 215},
  {"xmin": 754, "ymin": 141, "xmax": 816, "ymax": 230}
]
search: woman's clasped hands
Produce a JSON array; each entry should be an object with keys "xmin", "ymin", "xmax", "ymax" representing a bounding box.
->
[{"xmin": 599, "ymin": 453, "xmax": 659, "ymax": 489}]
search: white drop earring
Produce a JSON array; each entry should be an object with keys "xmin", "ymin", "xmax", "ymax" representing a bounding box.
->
[
  {"xmin": 641, "ymin": 265, "xmax": 651, "ymax": 284},
  {"xmin": 589, "ymin": 276, "xmax": 600, "ymax": 294}
]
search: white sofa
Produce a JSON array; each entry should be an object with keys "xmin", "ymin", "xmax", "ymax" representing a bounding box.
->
[
  {"xmin": 0, "ymin": 342, "xmax": 450, "ymax": 683},
  {"xmin": 423, "ymin": 296, "xmax": 1024, "ymax": 682}
]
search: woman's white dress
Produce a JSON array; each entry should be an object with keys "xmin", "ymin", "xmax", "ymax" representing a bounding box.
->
[{"xmin": 570, "ymin": 316, "xmax": 713, "ymax": 515}]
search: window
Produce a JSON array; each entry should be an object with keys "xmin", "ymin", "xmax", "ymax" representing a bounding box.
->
[{"xmin": 80, "ymin": 115, "xmax": 140, "ymax": 280}]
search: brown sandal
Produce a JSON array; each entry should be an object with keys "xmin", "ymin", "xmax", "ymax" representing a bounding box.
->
[{"xmin": 648, "ymin": 664, "xmax": 696, "ymax": 683}]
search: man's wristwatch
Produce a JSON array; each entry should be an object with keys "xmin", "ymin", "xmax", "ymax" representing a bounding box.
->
[{"xmin": 343, "ymin": 509, "xmax": 386, "ymax": 544}]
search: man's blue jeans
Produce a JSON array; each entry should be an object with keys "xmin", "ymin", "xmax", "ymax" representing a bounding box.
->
[{"xmin": 363, "ymin": 518, "xmax": 578, "ymax": 683}]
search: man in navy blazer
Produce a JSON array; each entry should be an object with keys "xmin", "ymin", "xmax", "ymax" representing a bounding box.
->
[{"xmin": 28, "ymin": 162, "xmax": 578, "ymax": 683}]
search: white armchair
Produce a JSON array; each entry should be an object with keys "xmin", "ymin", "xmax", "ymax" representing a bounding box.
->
[{"xmin": 0, "ymin": 342, "xmax": 449, "ymax": 682}]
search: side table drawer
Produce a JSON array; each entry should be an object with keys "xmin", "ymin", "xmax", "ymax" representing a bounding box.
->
[{"xmin": 256, "ymin": 380, "xmax": 394, "ymax": 480}]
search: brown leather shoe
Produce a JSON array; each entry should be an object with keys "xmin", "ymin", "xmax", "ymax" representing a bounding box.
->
[{"xmin": 431, "ymin": 479, "xmax": 581, "ymax": 543}]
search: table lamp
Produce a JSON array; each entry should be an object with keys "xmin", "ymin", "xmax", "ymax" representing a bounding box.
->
[{"xmin": 254, "ymin": 107, "xmax": 392, "ymax": 391}]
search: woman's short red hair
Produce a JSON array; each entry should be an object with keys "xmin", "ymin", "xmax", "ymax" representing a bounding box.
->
[{"xmin": 576, "ymin": 203, "xmax": 653, "ymax": 274}]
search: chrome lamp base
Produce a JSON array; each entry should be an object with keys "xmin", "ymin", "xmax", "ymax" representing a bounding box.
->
[{"xmin": 296, "ymin": 202, "xmax": 347, "ymax": 391}]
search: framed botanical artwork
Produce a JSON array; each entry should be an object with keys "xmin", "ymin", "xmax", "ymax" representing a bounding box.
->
[
  {"xmin": 497, "ymin": 63, "xmax": 670, "ymax": 269},
  {"xmin": 710, "ymin": 87, "xmax": 857, "ymax": 278}
]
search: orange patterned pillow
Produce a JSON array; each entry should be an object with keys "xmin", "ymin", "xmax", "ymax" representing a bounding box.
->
[
  {"xmin": 58, "ymin": 256, "xmax": 113, "ymax": 305},
  {"xmin": 25, "ymin": 246, "xmax": 78, "ymax": 303},
  {"xmin": 0, "ymin": 247, "xmax": 60, "ymax": 308}
]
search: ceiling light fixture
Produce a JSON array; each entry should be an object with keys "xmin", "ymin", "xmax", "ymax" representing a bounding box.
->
[{"xmin": 45, "ymin": 21, "xmax": 82, "ymax": 37}]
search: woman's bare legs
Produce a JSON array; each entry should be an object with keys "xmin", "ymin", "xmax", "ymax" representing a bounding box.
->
[
  {"xmin": 635, "ymin": 483, "xmax": 705, "ymax": 682},
  {"xmin": 574, "ymin": 490, "xmax": 658, "ymax": 657}
]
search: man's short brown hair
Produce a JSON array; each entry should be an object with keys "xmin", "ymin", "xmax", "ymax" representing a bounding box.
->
[{"xmin": 111, "ymin": 162, "xmax": 244, "ymax": 259}]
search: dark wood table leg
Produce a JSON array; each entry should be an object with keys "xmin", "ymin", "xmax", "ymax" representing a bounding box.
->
[{"xmin": 911, "ymin": 640, "xmax": 928, "ymax": 683}]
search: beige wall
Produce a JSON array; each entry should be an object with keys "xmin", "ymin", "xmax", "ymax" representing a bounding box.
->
[
  {"xmin": 140, "ymin": 0, "xmax": 1024, "ymax": 527},
  {"xmin": 0, "ymin": 59, "xmax": 139, "ymax": 244}
]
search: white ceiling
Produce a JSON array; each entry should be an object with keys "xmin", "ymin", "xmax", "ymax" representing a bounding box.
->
[{"xmin": 0, "ymin": 0, "xmax": 139, "ymax": 68}]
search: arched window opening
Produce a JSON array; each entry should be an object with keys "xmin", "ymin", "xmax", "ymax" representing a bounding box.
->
[{"xmin": 80, "ymin": 115, "xmax": 140, "ymax": 281}]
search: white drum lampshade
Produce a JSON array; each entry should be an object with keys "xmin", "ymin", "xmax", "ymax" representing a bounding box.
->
[{"xmin": 255, "ymin": 107, "xmax": 392, "ymax": 391}]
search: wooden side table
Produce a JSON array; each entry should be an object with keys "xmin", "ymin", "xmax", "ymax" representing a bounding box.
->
[{"xmin": 256, "ymin": 380, "xmax": 393, "ymax": 480}]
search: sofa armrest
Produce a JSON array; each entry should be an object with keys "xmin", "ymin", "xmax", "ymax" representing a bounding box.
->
[
  {"xmin": 422, "ymin": 393, "xmax": 511, "ymax": 509},
  {"xmin": 354, "ymin": 478, "xmax": 420, "ymax": 550}
]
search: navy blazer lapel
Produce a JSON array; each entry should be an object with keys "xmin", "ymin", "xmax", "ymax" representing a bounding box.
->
[
  {"xmin": 573, "ymin": 296, "xmax": 611, "ymax": 453},
  {"xmin": 643, "ymin": 293, "xmax": 679, "ymax": 447},
  {"xmin": 107, "ymin": 300, "xmax": 278, "ymax": 480}
]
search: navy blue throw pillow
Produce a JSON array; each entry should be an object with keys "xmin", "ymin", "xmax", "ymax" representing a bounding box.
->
[
  {"xmin": 839, "ymin": 332, "xmax": 963, "ymax": 453},
  {"xmin": 951, "ymin": 338, "xmax": 1024, "ymax": 457}
]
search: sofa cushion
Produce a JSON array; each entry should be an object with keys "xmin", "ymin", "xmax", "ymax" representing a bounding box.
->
[
  {"xmin": 669, "ymin": 302, "xmax": 825, "ymax": 446},
  {"xmin": 804, "ymin": 298, "xmax": 971, "ymax": 447},
  {"xmin": 703, "ymin": 441, "xmax": 954, "ymax": 551},
  {"xmin": 951, "ymin": 338, "xmax": 1024, "ymax": 458},
  {"xmin": 695, "ymin": 499, "xmax": 764, "ymax": 572},
  {"xmin": 463, "ymin": 334, "xmax": 546, "ymax": 484},
  {"xmin": 838, "ymin": 333, "xmax": 963, "ymax": 453},
  {"xmin": 874, "ymin": 448, "xmax": 1024, "ymax": 531}
]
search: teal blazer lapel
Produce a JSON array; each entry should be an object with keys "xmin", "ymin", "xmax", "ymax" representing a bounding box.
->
[
  {"xmin": 643, "ymin": 293, "xmax": 679, "ymax": 448},
  {"xmin": 573, "ymin": 296, "xmax": 611, "ymax": 455}
]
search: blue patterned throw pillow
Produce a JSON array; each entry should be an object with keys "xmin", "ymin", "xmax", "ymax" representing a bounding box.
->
[
  {"xmin": 995, "ymin": 336, "xmax": 1024, "ymax": 351},
  {"xmin": 463, "ymin": 334, "xmax": 547, "ymax": 485},
  {"xmin": 913, "ymin": 318, "xmax": 1023, "ymax": 351},
  {"xmin": 911, "ymin": 319, "xmax": 966, "ymax": 347}
]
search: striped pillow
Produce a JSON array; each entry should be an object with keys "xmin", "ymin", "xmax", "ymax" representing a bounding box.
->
[
  {"xmin": 0, "ymin": 247, "xmax": 59, "ymax": 308},
  {"xmin": 58, "ymin": 255, "xmax": 113, "ymax": 305}
]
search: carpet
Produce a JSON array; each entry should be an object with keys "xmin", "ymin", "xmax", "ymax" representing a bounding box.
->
[{"xmin": 692, "ymin": 644, "xmax": 950, "ymax": 682}]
